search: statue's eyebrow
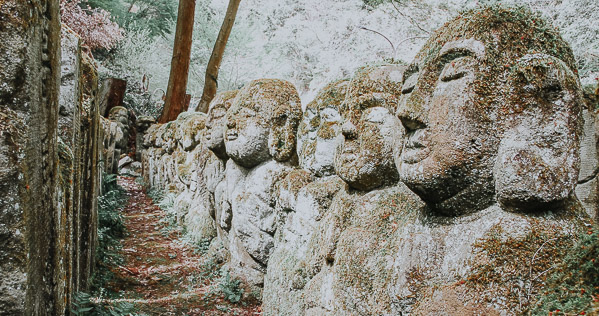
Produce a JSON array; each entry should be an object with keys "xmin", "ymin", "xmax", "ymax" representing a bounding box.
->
[{"xmin": 438, "ymin": 38, "xmax": 486, "ymax": 62}]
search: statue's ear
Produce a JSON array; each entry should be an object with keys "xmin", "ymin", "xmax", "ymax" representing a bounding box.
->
[
  {"xmin": 494, "ymin": 54, "xmax": 583, "ymax": 212},
  {"xmin": 268, "ymin": 104, "xmax": 300, "ymax": 163}
]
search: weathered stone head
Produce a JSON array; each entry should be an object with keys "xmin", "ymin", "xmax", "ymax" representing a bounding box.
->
[
  {"xmin": 335, "ymin": 64, "xmax": 405, "ymax": 191},
  {"xmin": 174, "ymin": 111, "xmax": 206, "ymax": 152},
  {"xmin": 297, "ymin": 80, "xmax": 347, "ymax": 176},
  {"xmin": 225, "ymin": 79, "xmax": 302, "ymax": 168},
  {"xmin": 108, "ymin": 106, "xmax": 129, "ymax": 126},
  {"xmin": 395, "ymin": 6, "xmax": 583, "ymax": 215},
  {"xmin": 205, "ymin": 90, "xmax": 238, "ymax": 160}
]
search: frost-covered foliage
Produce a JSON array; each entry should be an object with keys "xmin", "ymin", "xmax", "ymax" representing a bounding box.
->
[
  {"xmin": 60, "ymin": 0, "xmax": 124, "ymax": 49},
  {"xmin": 186, "ymin": 0, "xmax": 255, "ymax": 96},
  {"xmin": 183, "ymin": 0, "xmax": 462, "ymax": 102},
  {"xmin": 530, "ymin": 0, "xmax": 599, "ymax": 85},
  {"xmin": 99, "ymin": 28, "xmax": 171, "ymax": 91},
  {"xmin": 86, "ymin": 0, "xmax": 177, "ymax": 39},
  {"xmin": 92, "ymin": 0, "xmax": 599, "ymax": 109},
  {"xmin": 97, "ymin": 28, "xmax": 172, "ymax": 117}
]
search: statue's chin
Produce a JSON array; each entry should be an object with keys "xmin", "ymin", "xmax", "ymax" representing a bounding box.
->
[{"xmin": 226, "ymin": 143, "xmax": 269, "ymax": 168}]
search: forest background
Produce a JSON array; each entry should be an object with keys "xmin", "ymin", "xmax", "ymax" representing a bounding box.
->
[{"xmin": 61, "ymin": 0, "xmax": 599, "ymax": 117}]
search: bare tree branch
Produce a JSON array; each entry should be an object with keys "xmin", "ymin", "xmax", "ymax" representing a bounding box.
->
[
  {"xmin": 390, "ymin": 0, "xmax": 429, "ymax": 34},
  {"xmin": 395, "ymin": 36, "xmax": 428, "ymax": 47},
  {"xmin": 358, "ymin": 26, "xmax": 395, "ymax": 57}
]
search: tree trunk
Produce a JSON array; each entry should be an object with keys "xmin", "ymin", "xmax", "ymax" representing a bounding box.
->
[
  {"xmin": 159, "ymin": 0, "xmax": 196, "ymax": 123},
  {"xmin": 196, "ymin": 0, "xmax": 241, "ymax": 113},
  {"xmin": 98, "ymin": 78, "xmax": 127, "ymax": 117}
]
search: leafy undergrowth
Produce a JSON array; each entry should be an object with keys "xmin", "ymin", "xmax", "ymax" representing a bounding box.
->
[
  {"xmin": 530, "ymin": 227, "xmax": 599, "ymax": 315},
  {"xmin": 99, "ymin": 177, "xmax": 261, "ymax": 315}
]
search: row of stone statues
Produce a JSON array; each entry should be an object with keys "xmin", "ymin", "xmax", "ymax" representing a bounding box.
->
[{"xmin": 142, "ymin": 6, "xmax": 596, "ymax": 315}]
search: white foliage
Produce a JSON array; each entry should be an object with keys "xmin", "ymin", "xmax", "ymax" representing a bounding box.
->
[{"xmin": 103, "ymin": 0, "xmax": 599, "ymax": 106}]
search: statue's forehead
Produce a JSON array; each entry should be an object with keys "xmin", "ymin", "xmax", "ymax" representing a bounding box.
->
[{"xmin": 412, "ymin": 37, "xmax": 486, "ymax": 69}]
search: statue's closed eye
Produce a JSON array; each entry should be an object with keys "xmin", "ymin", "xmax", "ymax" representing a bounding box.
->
[
  {"xmin": 440, "ymin": 56, "xmax": 475, "ymax": 82},
  {"xmin": 273, "ymin": 113, "xmax": 288, "ymax": 125}
]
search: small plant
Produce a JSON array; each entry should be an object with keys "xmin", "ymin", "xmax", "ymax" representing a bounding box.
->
[
  {"xmin": 71, "ymin": 292, "xmax": 137, "ymax": 316},
  {"xmin": 93, "ymin": 174, "xmax": 128, "ymax": 292},
  {"xmin": 192, "ymin": 238, "xmax": 212, "ymax": 255},
  {"xmin": 218, "ymin": 271, "xmax": 243, "ymax": 304},
  {"xmin": 134, "ymin": 177, "xmax": 146, "ymax": 187},
  {"xmin": 200, "ymin": 258, "xmax": 219, "ymax": 282},
  {"xmin": 215, "ymin": 305, "xmax": 231, "ymax": 313},
  {"xmin": 155, "ymin": 192, "xmax": 178, "ymax": 233},
  {"xmin": 146, "ymin": 187, "xmax": 165, "ymax": 202}
]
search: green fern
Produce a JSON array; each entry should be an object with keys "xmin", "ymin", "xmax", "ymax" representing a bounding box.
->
[{"xmin": 71, "ymin": 292, "xmax": 137, "ymax": 316}]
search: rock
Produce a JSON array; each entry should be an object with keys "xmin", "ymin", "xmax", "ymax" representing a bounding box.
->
[
  {"xmin": 101, "ymin": 117, "xmax": 123, "ymax": 174},
  {"xmin": 118, "ymin": 156, "xmax": 134, "ymax": 169},
  {"xmin": 74, "ymin": 28, "xmax": 102, "ymax": 294},
  {"xmin": 119, "ymin": 158, "xmax": 141, "ymax": 177},
  {"xmin": 576, "ymin": 87, "xmax": 599, "ymax": 221},
  {"xmin": 135, "ymin": 116, "xmax": 156, "ymax": 161},
  {"xmin": 297, "ymin": 64, "xmax": 413, "ymax": 315},
  {"xmin": 203, "ymin": 91, "xmax": 238, "ymax": 253},
  {"xmin": 206, "ymin": 91, "xmax": 238, "ymax": 160},
  {"xmin": 175, "ymin": 112, "xmax": 206, "ymax": 151},
  {"xmin": 108, "ymin": 106, "xmax": 131, "ymax": 151},
  {"xmin": 335, "ymin": 64, "xmax": 404, "ymax": 191},
  {"xmin": 297, "ymin": 80, "xmax": 347, "ymax": 177},
  {"xmin": 136, "ymin": 6, "xmax": 594, "ymax": 316}
]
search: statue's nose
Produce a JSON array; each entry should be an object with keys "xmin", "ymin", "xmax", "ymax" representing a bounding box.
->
[
  {"xmin": 226, "ymin": 117, "xmax": 236, "ymax": 129},
  {"xmin": 396, "ymin": 99, "xmax": 426, "ymax": 133},
  {"xmin": 341, "ymin": 120, "xmax": 357, "ymax": 140}
]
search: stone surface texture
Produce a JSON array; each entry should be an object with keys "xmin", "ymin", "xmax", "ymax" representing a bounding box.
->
[
  {"xmin": 0, "ymin": 6, "xmax": 101, "ymax": 314},
  {"xmin": 576, "ymin": 88, "xmax": 599, "ymax": 221},
  {"xmin": 0, "ymin": 0, "xmax": 62, "ymax": 314},
  {"xmin": 141, "ymin": 112, "xmax": 217, "ymax": 247}
]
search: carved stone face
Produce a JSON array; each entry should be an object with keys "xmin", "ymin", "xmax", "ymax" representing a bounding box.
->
[
  {"xmin": 108, "ymin": 106, "xmax": 129, "ymax": 126},
  {"xmin": 395, "ymin": 38, "xmax": 496, "ymax": 213},
  {"xmin": 395, "ymin": 6, "xmax": 582, "ymax": 215},
  {"xmin": 297, "ymin": 80, "xmax": 347, "ymax": 176},
  {"xmin": 225, "ymin": 99, "xmax": 270, "ymax": 168},
  {"xmin": 334, "ymin": 65, "xmax": 404, "ymax": 191},
  {"xmin": 206, "ymin": 91, "xmax": 237, "ymax": 160},
  {"xmin": 225, "ymin": 79, "xmax": 301, "ymax": 168}
]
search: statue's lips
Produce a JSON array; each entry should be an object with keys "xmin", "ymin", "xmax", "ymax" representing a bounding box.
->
[
  {"xmin": 401, "ymin": 138, "xmax": 426, "ymax": 164},
  {"xmin": 226, "ymin": 130, "xmax": 238, "ymax": 141}
]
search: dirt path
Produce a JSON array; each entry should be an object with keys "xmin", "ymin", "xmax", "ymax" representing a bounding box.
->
[{"xmin": 104, "ymin": 177, "xmax": 261, "ymax": 315}]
